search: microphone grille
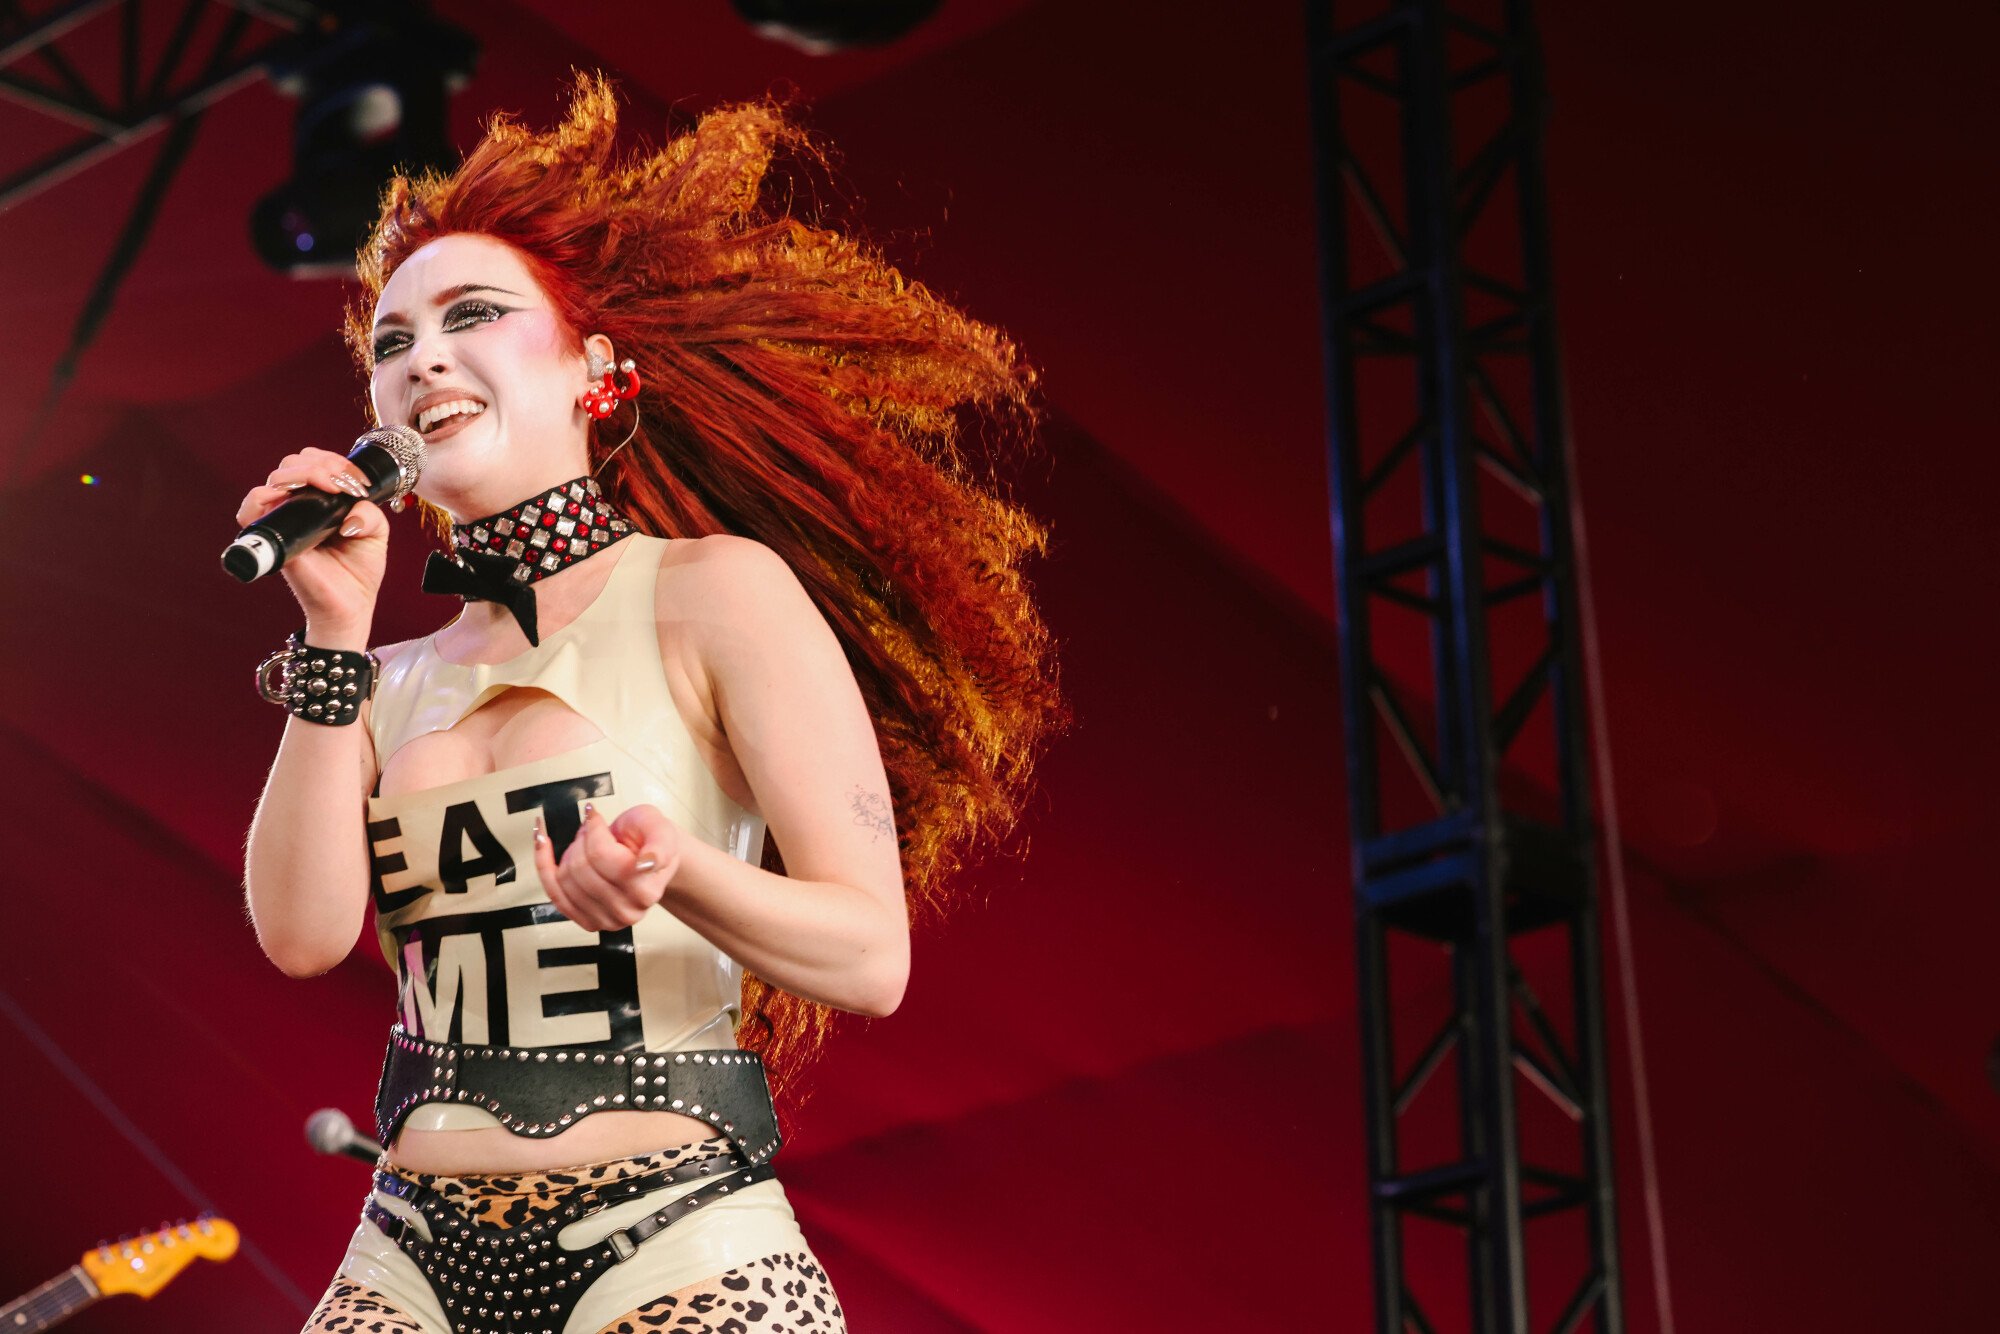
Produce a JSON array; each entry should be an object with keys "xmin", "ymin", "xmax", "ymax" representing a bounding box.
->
[
  {"xmin": 357, "ymin": 424, "xmax": 425, "ymax": 501},
  {"xmin": 305, "ymin": 1107, "xmax": 356, "ymax": 1155}
]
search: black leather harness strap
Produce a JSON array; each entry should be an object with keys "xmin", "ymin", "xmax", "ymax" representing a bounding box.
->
[
  {"xmin": 374, "ymin": 1026, "xmax": 782, "ymax": 1165},
  {"xmin": 599, "ymin": 1160, "xmax": 779, "ymax": 1260},
  {"xmin": 361, "ymin": 1146, "xmax": 777, "ymax": 1334},
  {"xmin": 363, "ymin": 1026, "xmax": 789, "ymax": 1332}
]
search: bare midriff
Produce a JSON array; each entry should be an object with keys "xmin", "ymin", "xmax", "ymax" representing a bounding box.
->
[{"xmin": 390, "ymin": 1109, "xmax": 723, "ymax": 1176}]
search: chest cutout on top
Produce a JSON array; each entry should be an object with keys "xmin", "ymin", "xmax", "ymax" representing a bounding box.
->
[
  {"xmin": 377, "ymin": 686, "xmax": 603, "ymax": 800},
  {"xmin": 360, "ymin": 536, "xmax": 766, "ymax": 1054}
]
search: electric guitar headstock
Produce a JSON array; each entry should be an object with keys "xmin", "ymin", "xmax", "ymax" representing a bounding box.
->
[{"xmin": 78, "ymin": 1217, "xmax": 239, "ymax": 1300}]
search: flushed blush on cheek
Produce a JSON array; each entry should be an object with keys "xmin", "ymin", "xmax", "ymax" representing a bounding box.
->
[{"xmin": 516, "ymin": 307, "xmax": 580, "ymax": 362}]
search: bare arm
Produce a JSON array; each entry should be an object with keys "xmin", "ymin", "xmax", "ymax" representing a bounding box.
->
[
  {"xmin": 243, "ymin": 625, "xmax": 380, "ymax": 977},
  {"xmin": 234, "ymin": 449, "xmax": 389, "ymax": 978},
  {"xmin": 658, "ymin": 816, "xmax": 908, "ymax": 1018},
  {"xmin": 675, "ymin": 538, "xmax": 908, "ymax": 1014},
  {"xmin": 540, "ymin": 535, "xmax": 910, "ymax": 1016}
]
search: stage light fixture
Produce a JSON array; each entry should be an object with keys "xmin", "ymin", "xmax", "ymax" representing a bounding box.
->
[
  {"xmin": 251, "ymin": 10, "xmax": 477, "ymax": 277},
  {"xmin": 730, "ymin": 0, "xmax": 943, "ymax": 53}
]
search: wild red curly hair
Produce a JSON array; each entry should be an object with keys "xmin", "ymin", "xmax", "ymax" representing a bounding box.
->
[{"xmin": 344, "ymin": 73, "xmax": 1067, "ymax": 1102}]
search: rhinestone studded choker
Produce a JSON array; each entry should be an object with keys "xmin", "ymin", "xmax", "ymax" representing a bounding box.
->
[
  {"xmin": 449, "ymin": 475, "xmax": 634, "ymax": 573},
  {"xmin": 420, "ymin": 476, "xmax": 635, "ymax": 647}
]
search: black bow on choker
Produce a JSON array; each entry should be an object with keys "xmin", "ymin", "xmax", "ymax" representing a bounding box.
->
[
  {"xmin": 420, "ymin": 477, "xmax": 635, "ymax": 647},
  {"xmin": 421, "ymin": 547, "xmax": 545, "ymax": 645}
]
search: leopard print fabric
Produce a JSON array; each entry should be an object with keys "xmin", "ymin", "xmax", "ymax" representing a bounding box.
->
[
  {"xmin": 300, "ymin": 1138, "xmax": 846, "ymax": 1333},
  {"xmin": 304, "ymin": 1254, "xmax": 844, "ymax": 1334},
  {"xmin": 586, "ymin": 1251, "xmax": 844, "ymax": 1332},
  {"xmin": 305, "ymin": 1279, "xmax": 425, "ymax": 1333},
  {"xmin": 402, "ymin": 1136, "xmax": 734, "ymax": 1229}
]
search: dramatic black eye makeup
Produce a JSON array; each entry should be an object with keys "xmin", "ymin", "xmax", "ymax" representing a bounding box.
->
[
  {"xmin": 440, "ymin": 298, "xmax": 508, "ymax": 338},
  {"xmin": 370, "ymin": 282, "xmax": 525, "ymax": 363}
]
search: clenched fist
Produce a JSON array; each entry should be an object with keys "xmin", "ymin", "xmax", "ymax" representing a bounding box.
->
[{"xmin": 533, "ymin": 802, "xmax": 685, "ymax": 931}]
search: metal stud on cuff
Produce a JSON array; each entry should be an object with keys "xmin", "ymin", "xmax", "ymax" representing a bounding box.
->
[{"xmin": 256, "ymin": 629, "xmax": 378, "ymax": 726}]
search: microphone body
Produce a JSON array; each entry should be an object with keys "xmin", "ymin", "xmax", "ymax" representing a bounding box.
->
[
  {"xmin": 222, "ymin": 426, "xmax": 424, "ymax": 583},
  {"xmin": 305, "ymin": 1107, "xmax": 385, "ymax": 1165}
]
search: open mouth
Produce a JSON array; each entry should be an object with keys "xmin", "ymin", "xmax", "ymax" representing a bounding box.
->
[{"xmin": 415, "ymin": 399, "xmax": 488, "ymax": 436}]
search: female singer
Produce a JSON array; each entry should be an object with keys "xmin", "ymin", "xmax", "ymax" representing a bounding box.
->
[{"xmin": 236, "ymin": 73, "xmax": 1064, "ymax": 1334}]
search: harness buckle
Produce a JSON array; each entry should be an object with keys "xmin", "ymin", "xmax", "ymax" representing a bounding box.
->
[{"xmin": 605, "ymin": 1229, "xmax": 639, "ymax": 1263}]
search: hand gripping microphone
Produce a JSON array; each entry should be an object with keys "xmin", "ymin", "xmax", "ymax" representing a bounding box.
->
[{"xmin": 221, "ymin": 425, "xmax": 425, "ymax": 583}]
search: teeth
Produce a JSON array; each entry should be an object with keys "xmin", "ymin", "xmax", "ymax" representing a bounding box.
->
[{"xmin": 417, "ymin": 399, "xmax": 486, "ymax": 433}]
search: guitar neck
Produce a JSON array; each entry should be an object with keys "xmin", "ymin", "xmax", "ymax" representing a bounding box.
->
[{"xmin": 0, "ymin": 1266, "xmax": 98, "ymax": 1332}]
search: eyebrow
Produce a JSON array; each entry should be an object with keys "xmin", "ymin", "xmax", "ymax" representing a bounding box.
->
[{"xmin": 372, "ymin": 283, "xmax": 525, "ymax": 331}]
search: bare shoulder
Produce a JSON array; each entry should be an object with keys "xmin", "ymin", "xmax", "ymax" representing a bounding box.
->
[
  {"xmin": 656, "ymin": 531, "xmax": 798, "ymax": 592},
  {"xmin": 654, "ymin": 533, "xmax": 812, "ymax": 630},
  {"xmin": 653, "ymin": 535, "xmax": 826, "ymax": 744}
]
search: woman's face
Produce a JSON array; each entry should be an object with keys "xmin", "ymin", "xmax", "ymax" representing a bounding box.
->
[{"xmin": 369, "ymin": 232, "xmax": 601, "ymax": 520}]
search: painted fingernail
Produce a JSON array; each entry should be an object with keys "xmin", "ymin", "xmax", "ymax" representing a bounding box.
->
[
  {"xmin": 283, "ymin": 480, "xmax": 308, "ymax": 491},
  {"xmin": 532, "ymin": 819, "xmax": 545, "ymax": 847},
  {"xmin": 582, "ymin": 802, "xmax": 596, "ymax": 820},
  {"xmin": 635, "ymin": 856, "xmax": 658, "ymax": 874},
  {"xmin": 340, "ymin": 523, "xmax": 361, "ymax": 538}
]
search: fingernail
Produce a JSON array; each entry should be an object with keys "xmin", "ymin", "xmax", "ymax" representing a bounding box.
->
[
  {"xmin": 582, "ymin": 802, "xmax": 596, "ymax": 820},
  {"xmin": 635, "ymin": 856, "xmax": 658, "ymax": 874},
  {"xmin": 532, "ymin": 818, "xmax": 545, "ymax": 847},
  {"xmin": 341, "ymin": 523, "xmax": 361, "ymax": 538},
  {"xmin": 283, "ymin": 480, "xmax": 308, "ymax": 491}
]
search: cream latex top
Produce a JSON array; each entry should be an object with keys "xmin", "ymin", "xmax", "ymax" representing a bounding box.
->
[{"xmin": 364, "ymin": 534, "xmax": 767, "ymax": 1131}]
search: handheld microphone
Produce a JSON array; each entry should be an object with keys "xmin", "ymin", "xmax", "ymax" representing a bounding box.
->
[
  {"xmin": 221, "ymin": 425, "xmax": 425, "ymax": 583},
  {"xmin": 304, "ymin": 1107, "xmax": 385, "ymax": 1165}
]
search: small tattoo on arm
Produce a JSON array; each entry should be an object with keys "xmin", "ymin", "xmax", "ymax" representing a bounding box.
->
[{"xmin": 848, "ymin": 787, "xmax": 894, "ymax": 842}]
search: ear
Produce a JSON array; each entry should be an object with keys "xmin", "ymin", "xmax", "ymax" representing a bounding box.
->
[{"xmin": 582, "ymin": 333, "xmax": 616, "ymax": 382}]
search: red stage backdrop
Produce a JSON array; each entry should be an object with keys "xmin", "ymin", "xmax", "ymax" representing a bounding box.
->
[{"xmin": 0, "ymin": 2, "xmax": 1992, "ymax": 1329}]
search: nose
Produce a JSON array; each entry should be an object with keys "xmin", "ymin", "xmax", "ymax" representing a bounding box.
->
[{"xmin": 404, "ymin": 331, "xmax": 453, "ymax": 381}]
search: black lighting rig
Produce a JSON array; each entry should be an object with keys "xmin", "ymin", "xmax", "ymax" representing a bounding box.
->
[
  {"xmin": 1, "ymin": 0, "xmax": 476, "ymax": 446},
  {"xmin": 1306, "ymin": 1, "xmax": 1626, "ymax": 1331}
]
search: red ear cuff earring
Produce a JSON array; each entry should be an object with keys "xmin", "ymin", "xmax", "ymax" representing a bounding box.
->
[
  {"xmin": 581, "ymin": 355, "xmax": 641, "ymax": 419},
  {"xmin": 584, "ymin": 352, "xmax": 646, "ymax": 477}
]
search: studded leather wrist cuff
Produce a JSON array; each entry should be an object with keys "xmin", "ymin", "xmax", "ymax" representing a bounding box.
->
[{"xmin": 255, "ymin": 630, "xmax": 378, "ymax": 726}]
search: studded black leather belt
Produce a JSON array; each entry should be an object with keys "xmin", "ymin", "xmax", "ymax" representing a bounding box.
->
[{"xmin": 373, "ymin": 1025, "xmax": 783, "ymax": 1166}]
